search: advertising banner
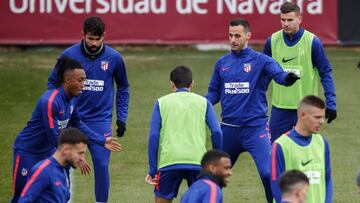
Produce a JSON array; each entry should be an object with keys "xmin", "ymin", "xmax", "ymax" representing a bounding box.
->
[{"xmin": 0, "ymin": 0, "xmax": 337, "ymax": 45}]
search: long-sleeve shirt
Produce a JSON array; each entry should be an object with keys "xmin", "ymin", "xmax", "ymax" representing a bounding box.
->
[
  {"xmin": 14, "ymin": 86, "xmax": 105, "ymax": 156},
  {"xmin": 263, "ymin": 28, "xmax": 336, "ymax": 110},
  {"xmin": 271, "ymin": 129, "xmax": 332, "ymax": 203},
  {"xmin": 48, "ymin": 42, "xmax": 129, "ymax": 123},
  {"xmin": 18, "ymin": 157, "xmax": 70, "ymax": 203},
  {"xmin": 206, "ymin": 48, "xmax": 291, "ymax": 127},
  {"xmin": 148, "ymin": 89, "xmax": 222, "ymax": 177},
  {"xmin": 181, "ymin": 175, "xmax": 223, "ymax": 203}
]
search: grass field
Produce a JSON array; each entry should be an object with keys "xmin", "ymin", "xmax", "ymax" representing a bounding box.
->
[{"xmin": 0, "ymin": 46, "xmax": 359, "ymax": 203}]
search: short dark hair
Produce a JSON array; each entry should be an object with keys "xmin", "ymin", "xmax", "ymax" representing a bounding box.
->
[
  {"xmin": 58, "ymin": 128, "xmax": 89, "ymax": 146},
  {"xmin": 229, "ymin": 18, "xmax": 250, "ymax": 33},
  {"xmin": 83, "ymin": 16, "xmax": 105, "ymax": 36},
  {"xmin": 170, "ymin": 65, "xmax": 193, "ymax": 88},
  {"xmin": 280, "ymin": 2, "xmax": 301, "ymax": 15},
  {"xmin": 55, "ymin": 56, "xmax": 83, "ymax": 86},
  {"xmin": 279, "ymin": 170, "xmax": 309, "ymax": 194},
  {"xmin": 299, "ymin": 95, "xmax": 326, "ymax": 110},
  {"xmin": 201, "ymin": 150, "xmax": 230, "ymax": 168}
]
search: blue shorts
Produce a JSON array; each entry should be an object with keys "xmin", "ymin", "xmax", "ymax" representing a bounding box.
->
[{"xmin": 154, "ymin": 169, "xmax": 200, "ymax": 200}]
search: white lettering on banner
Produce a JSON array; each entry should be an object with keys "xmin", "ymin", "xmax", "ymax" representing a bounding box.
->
[
  {"xmin": 224, "ymin": 82, "xmax": 250, "ymax": 94},
  {"xmin": 9, "ymin": 0, "xmax": 166, "ymax": 14},
  {"xmin": 9, "ymin": 0, "xmax": 322, "ymax": 14},
  {"xmin": 216, "ymin": 0, "xmax": 323, "ymax": 15},
  {"xmin": 83, "ymin": 79, "xmax": 104, "ymax": 92},
  {"xmin": 176, "ymin": 0, "xmax": 208, "ymax": 15}
]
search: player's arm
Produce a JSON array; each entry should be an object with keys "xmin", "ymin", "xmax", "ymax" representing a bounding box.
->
[
  {"xmin": 311, "ymin": 37, "xmax": 337, "ymax": 121},
  {"xmin": 41, "ymin": 91, "xmax": 61, "ymax": 147},
  {"xmin": 147, "ymin": 101, "xmax": 161, "ymax": 180},
  {"xmin": 323, "ymin": 137, "xmax": 333, "ymax": 203},
  {"xmin": 263, "ymin": 37, "xmax": 272, "ymax": 57},
  {"xmin": 205, "ymin": 100, "xmax": 223, "ymax": 150},
  {"xmin": 18, "ymin": 162, "xmax": 50, "ymax": 203},
  {"xmin": 270, "ymin": 142, "xmax": 286, "ymax": 203},
  {"xmin": 114, "ymin": 56, "xmax": 130, "ymax": 133},
  {"xmin": 265, "ymin": 57, "xmax": 299, "ymax": 86},
  {"xmin": 205, "ymin": 61, "xmax": 221, "ymax": 105}
]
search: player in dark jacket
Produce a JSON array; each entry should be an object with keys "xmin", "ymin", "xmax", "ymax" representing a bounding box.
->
[{"xmin": 12, "ymin": 57, "xmax": 121, "ymax": 203}]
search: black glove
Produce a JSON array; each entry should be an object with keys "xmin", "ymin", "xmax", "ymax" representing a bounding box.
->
[
  {"xmin": 285, "ymin": 72, "xmax": 300, "ymax": 85},
  {"xmin": 325, "ymin": 108, "xmax": 337, "ymax": 124},
  {"xmin": 116, "ymin": 121, "xmax": 126, "ymax": 137}
]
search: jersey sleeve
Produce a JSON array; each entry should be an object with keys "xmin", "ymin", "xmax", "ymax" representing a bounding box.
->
[
  {"xmin": 311, "ymin": 37, "xmax": 336, "ymax": 110},
  {"xmin": 323, "ymin": 137, "xmax": 333, "ymax": 203},
  {"xmin": 205, "ymin": 100, "xmax": 223, "ymax": 150},
  {"xmin": 40, "ymin": 90, "xmax": 61, "ymax": 148},
  {"xmin": 271, "ymin": 142, "xmax": 286, "ymax": 203},
  {"xmin": 264, "ymin": 57, "xmax": 289, "ymax": 86},
  {"xmin": 114, "ymin": 55, "xmax": 130, "ymax": 123},
  {"xmin": 206, "ymin": 60, "xmax": 221, "ymax": 105},
  {"xmin": 148, "ymin": 101, "xmax": 161, "ymax": 177}
]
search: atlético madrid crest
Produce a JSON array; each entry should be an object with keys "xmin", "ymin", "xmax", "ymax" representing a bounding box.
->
[
  {"xmin": 244, "ymin": 63, "xmax": 252, "ymax": 72},
  {"xmin": 101, "ymin": 61, "xmax": 109, "ymax": 71}
]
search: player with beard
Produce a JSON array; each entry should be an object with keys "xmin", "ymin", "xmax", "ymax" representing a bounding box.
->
[
  {"xmin": 206, "ymin": 18, "xmax": 299, "ymax": 203},
  {"xmin": 181, "ymin": 150, "xmax": 232, "ymax": 203},
  {"xmin": 18, "ymin": 128, "xmax": 89, "ymax": 202},
  {"xmin": 47, "ymin": 16, "xmax": 129, "ymax": 203}
]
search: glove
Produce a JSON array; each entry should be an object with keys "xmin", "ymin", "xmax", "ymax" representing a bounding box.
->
[
  {"xmin": 325, "ymin": 108, "xmax": 337, "ymax": 124},
  {"xmin": 116, "ymin": 121, "xmax": 126, "ymax": 137},
  {"xmin": 285, "ymin": 72, "xmax": 300, "ymax": 85}
]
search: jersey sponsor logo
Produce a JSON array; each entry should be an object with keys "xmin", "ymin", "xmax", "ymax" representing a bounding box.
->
[
  {"xmin": 21, "ymin": 168, "xmax": 28, "ymax": 176},
  {"xmin": 222, "ymin": 67, "xmax": 231, "ymax": 72},
  {"xmin": 282, "ymin": 57, "xmax": 297, "ymax": 63},
  {"xmin": 101, "ymin": 61, "xmax": 109, "ymax": 71},
  {"xmin": 104, "ymin": 132, "xmax": 112, "ymax": 137},
  {"xmin": 224, "ymin": 82, "xmax": 250, "ymax": 94},
  {"xmin": 57, "ymin": 118, "xmax": 70, "ymax": 129},
  {"xmin": 244, "ymin": 63, "xmax": 252, "ymax": 72},
  {"xmin": 301, "ymin": 159, "xmax": 313, "ymax": 166},
  {"xmin": 259, "ymin": 134, "xmax": 267, "ymax": 139},
  {"xmin": 83, "ymin": 79, "xmax": 104, "ymax": 92},
  {"xmin": 55, "ymin": 181, "xmax": 61, "ymax": 186},
  {"xmin": 284, "ymin": 68, "xmax": 301, "ymax": 77},
  {"xmin": 304, "ymin": 171, "xmax": 321, "ymax": 184}
]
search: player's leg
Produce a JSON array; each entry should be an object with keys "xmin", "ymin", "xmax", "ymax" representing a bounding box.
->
[
  {"xmin": 11, "ymin": 151, "xmax": 46, "ymax": 203},
  {"xmin": 221, "ymin": 124, "xmax": 243, "ymax": 166},
  {"xmin": 86, "ymin": 122, "xmax": 112, "ymax": 203},
  {"xmin": 244, "ymin": 125, "xmax": 272, "ymax": 203},
  {"xmin": 269, "ymin": 106, "xmax": 297, "ymax": 143},
  {"xmin": 154, "ymin": 169, "xmax": 184, "ymax": 203}
]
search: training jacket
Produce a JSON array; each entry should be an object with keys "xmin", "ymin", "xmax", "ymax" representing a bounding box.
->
[
  {"xmin": 18, "ymin": 157, "xmax": 70, "ymax": 203},
  {"xmin": 14, "ymin": 86, "xmax": 105, "ymax": 156},
  {"xmin": 181, "ymin": 175, "xmax": 223, "ymax": 203},
  {"xmin": 48, "ymin": 42, "xmax": 129, "ymax": 123},
  {"xmin": 206, "ymin": 48, "xmax": 290, "ymax": 127}
]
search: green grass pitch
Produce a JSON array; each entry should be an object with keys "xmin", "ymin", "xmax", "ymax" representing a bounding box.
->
[{"xmin": 0, "ymin": 47, "xmax": 359, "ymax": 202}]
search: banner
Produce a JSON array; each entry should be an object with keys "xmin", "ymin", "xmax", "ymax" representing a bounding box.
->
[{"xmin": 0, "ymin": 0, "xmax": 337, "ymax": 45}]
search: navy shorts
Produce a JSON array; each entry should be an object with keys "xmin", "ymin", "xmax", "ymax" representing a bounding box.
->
[{"xmin": 154, "ymin": 169, "xmax": 200, "ymax": 200}]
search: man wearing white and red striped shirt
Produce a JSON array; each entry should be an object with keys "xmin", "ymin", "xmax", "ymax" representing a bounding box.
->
[
  {"xmin": 181, "ymin": 150, "xmax": 232, "ymax": 203},
  {"xmin": 19, "ymin": 128, "xmax": 88, "ymax": 203}
]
